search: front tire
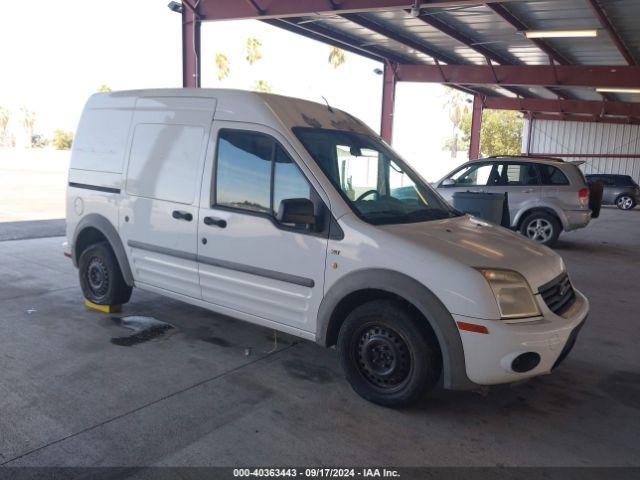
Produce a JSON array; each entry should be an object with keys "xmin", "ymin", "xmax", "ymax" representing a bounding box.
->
[
  {"xmin": 520, "ymin": 211, "xmax": 561, "ymax": 247},
  {"xmin": 616, "ymin": 195, "xmax": 636, "ymax": 210},
  {"xmin": 78, "ymin": 242, "xmax": 132, "ymax": 305},
  {"xmin": 337, "ymin": 300, "xmax": 441, "ymax": 407}
]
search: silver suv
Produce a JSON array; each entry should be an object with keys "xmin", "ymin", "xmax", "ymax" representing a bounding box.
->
[{"xmin": 436, "ymin": 156, "xmax": 592, "ymax": 246}]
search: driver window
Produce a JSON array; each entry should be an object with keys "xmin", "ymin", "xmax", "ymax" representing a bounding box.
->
[{"xmin": 450, "ymin": 163, "xmax": 495, "ymax": 186}]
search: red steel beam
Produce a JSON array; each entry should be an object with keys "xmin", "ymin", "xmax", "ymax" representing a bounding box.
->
[
  {"xmin": 394, "ymin": 64, "xmax": 640, "ymax": 88},
  {"xmin": 380, "ymin": 63, "xmax": 397, "ymax": 143},
  {"xmin": 530, "ymin": 113, "xmax": 640, "ymax": 125},
  {"xmin": 585, "ymin": 0, "xmax": 637, "ymax": 66},
  {"xmin": 469, "ymin": 94, "xmax": 483, "ymax": 160},
  {"xmin": 182, "ymin": 6, "xmax": 201, "ymax": 87},
  {"xmin": 483, "ymin": 97, "xmax": 640, "ymax": 117},
  {"xmin": 197, "ymin": 1, "xmax": 523, "ymax": 21},
  {"xmin": 411, "ymin": 11, "xmax": 542, "ymax": 99}
]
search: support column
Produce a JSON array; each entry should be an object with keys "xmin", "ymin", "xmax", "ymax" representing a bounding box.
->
[
  {"xmin": 380, "ymin": 63, "xmax": 397, "ymax": 144},
  {"xmin": 525, "ymin": 112, "xmax": 534, "ymax": 155},
  {"xmin": 182, "ymin": 5, "xmax": 201, "ymax": 88},
  {"xmin": 469, "ymin": 93, "xmax": 483, "ymax": 160}
]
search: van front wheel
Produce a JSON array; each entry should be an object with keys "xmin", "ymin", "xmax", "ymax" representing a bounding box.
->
[
  {"xmin": 78, "ymin": 242, "xmax": 132, "ymax": 306},
  {"xmin": 337, "ymin": 300, "xmax": 441, "ymax": 407}
]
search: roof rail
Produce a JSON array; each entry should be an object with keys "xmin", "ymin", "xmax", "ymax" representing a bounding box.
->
[{"xmin": 485, "ymin": 155, "xmax": 565, "ymax": 162}]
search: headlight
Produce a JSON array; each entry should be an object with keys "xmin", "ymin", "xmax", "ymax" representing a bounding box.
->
[{"xmin": 477, "ymin": 269, "xmax": 541, "ymax": 319}]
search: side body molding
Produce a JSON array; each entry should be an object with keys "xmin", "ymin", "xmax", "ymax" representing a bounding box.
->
[
  {"xmin": 72, "ymin": 213, "xmax": 135, "ymax": 286},
  {"xmin": 316, "ymin": 269, "xmax": 477, "ymax": 390}
]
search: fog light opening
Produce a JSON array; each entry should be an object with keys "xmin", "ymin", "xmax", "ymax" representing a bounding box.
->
[{"xmin": 511, "ymin": 352, "xmax": 541, "ymax": 373}]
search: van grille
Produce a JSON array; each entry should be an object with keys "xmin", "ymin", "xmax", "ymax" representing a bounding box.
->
[{"xmin": 539, "ymin": 273, "xmax": 576, "ymax": 316}]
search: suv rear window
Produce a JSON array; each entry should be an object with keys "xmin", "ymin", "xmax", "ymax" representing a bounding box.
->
[{"xmin": 538, "ymin": 164, "xmax": 570, "ymax": 186}]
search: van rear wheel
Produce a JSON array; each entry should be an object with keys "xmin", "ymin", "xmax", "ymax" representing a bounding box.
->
[
  {"xmin": 79, "ymin": 242, "xmax": 132, "ymax": 305},
  {"xmin": 337, "ymin": 300, "xmax": 441, "ymax": 407}
]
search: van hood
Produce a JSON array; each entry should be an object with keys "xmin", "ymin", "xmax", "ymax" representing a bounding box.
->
[{"xmin": 378, "ymin": 215, "xmax": 564, "ymax": 291}]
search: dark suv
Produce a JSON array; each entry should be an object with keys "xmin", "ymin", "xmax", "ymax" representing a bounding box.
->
[{"xmin": 586, "ymin": 174, "xmax": 640, "ymax": 210}]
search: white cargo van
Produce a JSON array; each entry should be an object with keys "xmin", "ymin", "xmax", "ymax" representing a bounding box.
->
[{"xmin": 65, "ymin": 89, "xmax": 588, "ymax": 406}]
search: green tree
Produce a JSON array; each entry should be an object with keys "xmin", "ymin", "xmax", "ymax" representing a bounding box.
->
[
  {"xmin": 252, "ymin": 80, "xmax": 272, "ymax": 93},
  {"xmin": 0, "ymin": 107, "xmax": 10, "ymax": 146},
  {"xmin": 328, "ymin": 47, "xmax": 346, "ymax": 69},
  {"xmin": 245, "ymin": 38, "xmax": 262, "ymax": 65},
  {"xmin": 215, "ymin": 53, "xmax": 230, "ymax": 80},
  {"xmin": 52, "ymin": 129, "xmax": 73, "ymax": 150},
  {"xmin": 460, "ymin": 109, "xmax": 524, "ymax": 157},
  {"xmin": 97, "ymin": 84, "xmax": 112, "ymax": 92}
]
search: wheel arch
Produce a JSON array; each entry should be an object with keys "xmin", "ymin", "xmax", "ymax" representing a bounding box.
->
[
  {"xmin": 316, "ymin": 269, "xmax": 477, "ymax": 390},
  {"xmin": 72, "ymin": 214, "xmax": 134, "ymax": 286},
  {"xmin": 515, "ymin": 206, "xmax": 564, "ymax": 230}
]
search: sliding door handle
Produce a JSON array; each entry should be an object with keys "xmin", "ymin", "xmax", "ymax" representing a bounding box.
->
[
  {"xmin": 203, "ymin": 216, "xmax": 227, "ymax": 228},
  {"xmin": 172, "ymin": 210, "xmax": 193, "ymax": 221}
]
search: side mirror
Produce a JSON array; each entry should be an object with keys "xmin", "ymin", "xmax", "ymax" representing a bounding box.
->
[
  {"xmin": 276, "ymin": 198, "xmax": 316, "ymax": 226},
  {"xmin": 441, "ymin": 178, "xmax": 455, "ymax": 187}
]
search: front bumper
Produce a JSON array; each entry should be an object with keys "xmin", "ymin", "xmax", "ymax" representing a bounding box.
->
[
  {"xmin": 564, "ymin": 209, "xmax": 592, "ymax": 231},
  {"xmin": 454, "ymin": 288, "xmax": 589, "ymax": 385}
]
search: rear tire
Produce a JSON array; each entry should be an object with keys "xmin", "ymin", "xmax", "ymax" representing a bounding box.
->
[
  {"xmin": 519, "ymin": 211, "xmax": 561, "ymax": 247},
  {"xmin": 78, "ymin": 242, "xmax": 132, "ymax": 305},
  {"xmin": 337, "ymin": 300, "xmax": 441, "ymax": 407},
  {"xmin": 616, "ymin": 195, "xmax": 636, "ymax": 210}
]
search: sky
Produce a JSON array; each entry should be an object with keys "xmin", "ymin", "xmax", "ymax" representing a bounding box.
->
[{"xmin": 0, "ymin": 0, "xmax": 469, "ymax": 180}]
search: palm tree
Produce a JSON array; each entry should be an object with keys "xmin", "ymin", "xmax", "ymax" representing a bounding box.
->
[
  {"xmin": 20, "ymin": 107, "xmax": 36, "ymax": 148},
  {"xmin": 0, "ymin": 107, "xmax": 10, "ymax": 147},
  {"xmin": 245, "ymin": 38, "xmax": 262, "ymax": 64},
  {"xmin": 215, "ymin": 53, "xmax": 230, "ymax": 80},
  {"xmin": 328, "ymin": 47, "xmax": 346, "ymax": 68}
]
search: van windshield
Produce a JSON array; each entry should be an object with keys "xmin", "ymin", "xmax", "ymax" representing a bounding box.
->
[{"xmin": 293, "ymin": 127, "xmax": 460, "ymax": 225}]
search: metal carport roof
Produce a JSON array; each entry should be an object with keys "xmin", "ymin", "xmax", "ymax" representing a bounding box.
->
[{"xmin": 177, "ymin": 0, "xmax": 640, "ymax": 157}]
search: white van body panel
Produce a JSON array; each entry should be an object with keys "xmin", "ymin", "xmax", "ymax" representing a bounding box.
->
[
  {"xmin": 119, "ymin": 96, "xmax": 215, "ymax": 299},
  {"xmin": 67, "ymin": 89, "xmax": 588, "ymax": 391}
]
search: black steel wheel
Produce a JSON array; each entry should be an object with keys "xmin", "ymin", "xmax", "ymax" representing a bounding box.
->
[
  {"xmin": 354, "ymin": 324, "xmax": 411, "ymax": 391},
  {"xmin": 79, "ymin": 242, "xmax": 132, "ymax": 305},
  {"xmin": 338, "ymin": 299, "xmax": 441, "ymax": 407}
]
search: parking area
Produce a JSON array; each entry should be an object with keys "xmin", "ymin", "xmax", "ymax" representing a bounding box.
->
[{"xmin": 0, "ymin": 207, "xmax": 638, "ymax": 468}]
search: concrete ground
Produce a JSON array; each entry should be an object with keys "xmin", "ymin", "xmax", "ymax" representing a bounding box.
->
[{"xmin": 0, "ymin": 207, "xmax": 638, "ymax": 468}]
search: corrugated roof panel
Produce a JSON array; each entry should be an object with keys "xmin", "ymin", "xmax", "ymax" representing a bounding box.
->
[
  {"xmin": 505, "ymin": 0, "xmax": 626, "ymax": 65},
  {"xmin": 433, "ymin": 4, "xmax": 551, "ymax": 65},
  {"xmin": 597, "ymin": 0, "xmax": 640, "ymax": 63}
]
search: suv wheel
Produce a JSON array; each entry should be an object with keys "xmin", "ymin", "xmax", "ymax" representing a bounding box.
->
[
  {"xmin": 79, "ymin": 242, "xmax": 132, "ymax": 305},
  {"xmin": 337, "ymin": 300, "xmax": 441, "ymax": 407},
  {"xmin": 520, "ymin": 212, "xmax": 561, "ymax": 247},
  {"xmin": 616, "ymin": 195, "xmax": 636, "ymax": 210}
]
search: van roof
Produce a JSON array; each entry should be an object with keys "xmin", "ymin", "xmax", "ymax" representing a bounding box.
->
[{"xmin": 87, "ymin": 88, "xmax": 373, "ymax": 136}]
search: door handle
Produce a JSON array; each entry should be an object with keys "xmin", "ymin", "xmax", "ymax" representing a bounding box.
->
[
  {"xmin": 523, "ymin": 189, "xmax": 536, "ymax": 193},
  {"xmin": 172, "ymin": 210, "xmax": 193, "ymax": 221},
  {"xmin": 203, "ymin": 216, "xmax": 227, "ymax": 228}
]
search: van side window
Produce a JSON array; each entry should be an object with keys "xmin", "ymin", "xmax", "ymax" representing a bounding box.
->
[
  {"xmin": 127, "ymin": 124, "xmax": 204, "ymax": 204},
  {"xmin": 216, "ymin": 130, "xmax": 272, "ymax": 213},
  {"xmin": 538, "ymin": 165, "xmax": 570, "ymax": 185},
  {"xmin": 273, "ymin": 144, "xmax": 313, "ymax": 213}
]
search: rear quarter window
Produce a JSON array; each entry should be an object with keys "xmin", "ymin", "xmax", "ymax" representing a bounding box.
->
[{"xmin": 538, "ymin": 164, "xmax": 570, "ymax": 186}]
